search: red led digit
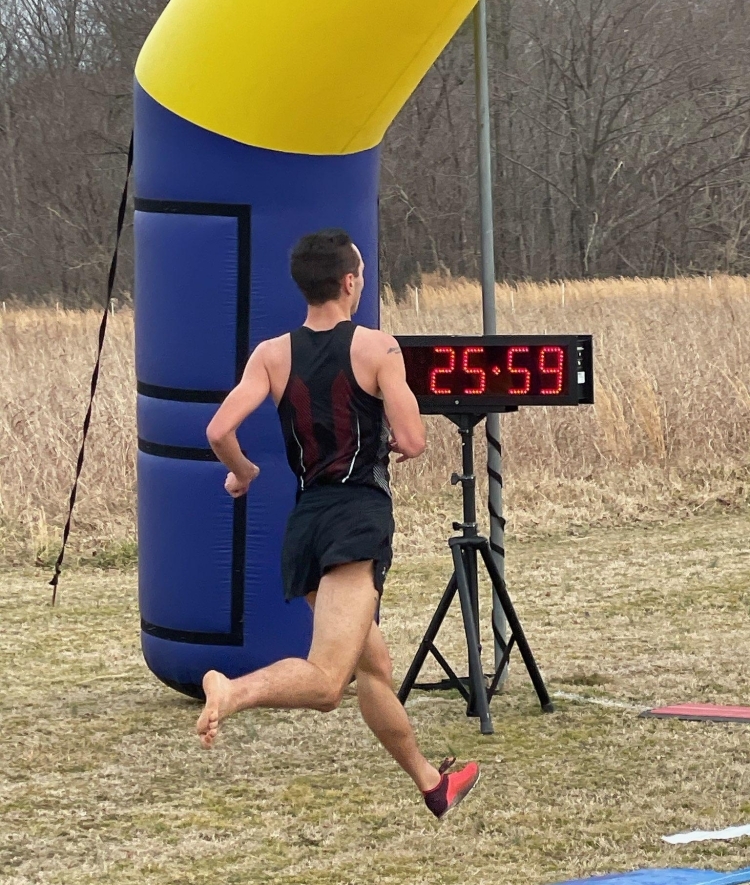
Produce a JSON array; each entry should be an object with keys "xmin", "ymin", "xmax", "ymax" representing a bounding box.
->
[
  {"xmin": 462, "ymin": 347, "xmax": 487, "ymax": 394},
  {"xmin": 539, "ymin": 346, "xmax": 565, "ymax": 395},
  {"xmin": 430, "ymin": 346, "xmax": 456, "ymax": 395},
  {"xmin": 507, "ymin": 346, "xmax": 531, "ymax": 394}
]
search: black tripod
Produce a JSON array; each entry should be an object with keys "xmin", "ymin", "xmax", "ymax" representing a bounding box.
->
[{"xmin": 398, "ymin": 413, "xmax": 554, "ymax": 735}]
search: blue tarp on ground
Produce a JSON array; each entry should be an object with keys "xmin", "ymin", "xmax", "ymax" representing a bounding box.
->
[{"xmin": 555, "ymin": 869, "xmax": 750, "ymax": 885}]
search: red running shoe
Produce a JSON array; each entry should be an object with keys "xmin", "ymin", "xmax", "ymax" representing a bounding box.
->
[{"xmin": 422, "ymin": 756, "xmax": 480, "ymax": 819}]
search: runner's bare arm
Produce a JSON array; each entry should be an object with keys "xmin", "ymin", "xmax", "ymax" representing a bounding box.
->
[
  {"xmin": 206, "ymin": 343, "xmax": 271, "ymax": 485},
  {"xmin": 376, "ymin": 335, "xmax": 426, "ymax": 461}
]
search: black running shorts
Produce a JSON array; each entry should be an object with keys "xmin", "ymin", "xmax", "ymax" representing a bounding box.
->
[{"xmin": 281, "ymin": 485, "xmax": 395, "ymax": 602}]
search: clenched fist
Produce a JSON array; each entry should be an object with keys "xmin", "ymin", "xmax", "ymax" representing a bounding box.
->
[{"xmin": 224, "ymin": 464, "xmax": 260, "ymax": 498}]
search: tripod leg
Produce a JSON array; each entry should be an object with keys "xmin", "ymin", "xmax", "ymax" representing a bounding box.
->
[
  {"xmin": 461, "ymin": 545, "xmax": 485, "ymax": 718},
  {"xmin": 451, "ymin": 544, "xmax": 494, "ymax": 735},
  {"xmin": 398, "ymin": 576, "xmax": 458, "ymax": 704},
  {"xmin": 479, "ymin": 542, "xmax": 554, "ymax": 713}
]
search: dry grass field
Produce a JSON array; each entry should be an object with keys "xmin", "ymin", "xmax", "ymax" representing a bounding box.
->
[
  {"xmin": 1, "ymin": 274, "xmax": 750, "ymax": 561},
  {"xmin": 2, "ymin": 514, "xmax": 750, "ymax": 884},
  {"xmin": 1, "ymin": 276, "xmax": 750, "ymax": 884}
]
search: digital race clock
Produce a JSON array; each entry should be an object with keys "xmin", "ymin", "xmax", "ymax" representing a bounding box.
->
[{"xmin": 396, "ymin": 335, "xmax": 594, "ymax": 414}]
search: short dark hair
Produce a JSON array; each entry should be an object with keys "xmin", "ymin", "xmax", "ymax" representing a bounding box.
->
[{"xmin": 290, "ymin": 229, "xmax": 360, "ymax": 305}]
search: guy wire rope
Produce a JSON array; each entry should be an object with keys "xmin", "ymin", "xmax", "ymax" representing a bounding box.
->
[{"xmin": 49, "ymin": 133, "xmax": 134, "ymax": 605}]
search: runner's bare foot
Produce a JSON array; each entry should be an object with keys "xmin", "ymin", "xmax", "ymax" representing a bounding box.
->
[{"xmin": 196, "ymin": 670, "xmax": 232, "ymax": 749}]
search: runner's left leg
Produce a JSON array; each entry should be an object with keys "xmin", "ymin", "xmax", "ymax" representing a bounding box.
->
[{"xmin": 197, "ymin": 560, "xmax": 377, "ymax": 748}]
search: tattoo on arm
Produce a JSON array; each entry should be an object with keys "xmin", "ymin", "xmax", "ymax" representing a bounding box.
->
[{"xmin": 387, "ymin": 346, "xmax": 402, "ymax": 355}]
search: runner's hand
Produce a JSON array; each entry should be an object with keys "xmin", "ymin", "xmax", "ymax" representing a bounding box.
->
[
  {"xmin": 388, "ymin": 438, "xmax": 410, "ymax": 463},
  {"xmin": 224, "ymin": 464, "xmax": 260, "ymax": 498}
]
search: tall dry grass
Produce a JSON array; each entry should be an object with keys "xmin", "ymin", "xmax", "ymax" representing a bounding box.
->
[
  {"xmin": 2, "ymin": 274, "xmax": 750, "ymax": 563},
  {"xmin": 0, "ymin": 309, "xmax": 137, "ymax": 564}
]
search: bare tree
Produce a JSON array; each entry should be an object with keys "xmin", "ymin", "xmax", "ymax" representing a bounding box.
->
[{"xmin": 0, "ymin": 0, "xmax": 748, "ymax": 301}]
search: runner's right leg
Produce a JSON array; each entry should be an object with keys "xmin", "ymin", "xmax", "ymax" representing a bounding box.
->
[
  {"xmin": 354, "ymin": 621, "xmax": 442, "ymax": 793},
  {"xmin": 355, "ymin": 621, "xmax": 481, "ymax": 817}
]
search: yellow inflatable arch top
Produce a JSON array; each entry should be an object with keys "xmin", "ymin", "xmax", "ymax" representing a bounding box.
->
[{"xmin": 136, "ymin": 0, "xmax": 477, "ymax": 155}]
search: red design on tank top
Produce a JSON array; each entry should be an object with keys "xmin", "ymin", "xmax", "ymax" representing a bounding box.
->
[
  {"xmin": 328, "ymin": 370, "xmax": 356, "ymax": 477},
  {"xmin": 287, "ymin": 376, "xmax": 319, "ymax": 470}
]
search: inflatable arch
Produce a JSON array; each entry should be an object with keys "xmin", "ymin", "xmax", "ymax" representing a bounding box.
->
[{"xmin": 134, "ymin": 0, "xmax": 477, "ymax": 697}]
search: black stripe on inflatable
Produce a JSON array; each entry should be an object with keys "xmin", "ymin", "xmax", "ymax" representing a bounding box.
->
[
  {"xmin": 133, "ymin": 198, "xmax": 251, "ymax": 648},
  {"xmin": 134, "ymin": 198, "xmax": 246, "ymax": 218},
  {"xmin": 141, "ymin": 621, "xmax": 241, "ymax": 646},
  {"xmin": 133, "ymin": 196, "xmax": 253, "ymax": 386},
  {"xmin": 152, "ymin": 674, "xmax": 203, "ymax": 700},
  {"xmin": 139, "ymin": 494, "xmax": 246, "ymax": 647},
  {"xmin": 230, "ymin": 494, "xmax": 247, "ymax": 643},
  {"xmin": 236, "ymin": 207, "xmax": 251, "ymax": 384},
  {"xmin": 138, "ymin": 439, "xmax": 219, "ymax": 461},
  {"xmin": 137, "ymin": 382, "xmax": 229, "ymax": 403},
  {"xmin": 137, "ymin": 460, "xmax": 246, "ymax": 646}
]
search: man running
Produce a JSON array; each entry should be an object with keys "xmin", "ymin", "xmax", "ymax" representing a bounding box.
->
[{"xmin": 197, "ymin": 229, "xmax": 479, "ymax": 819}]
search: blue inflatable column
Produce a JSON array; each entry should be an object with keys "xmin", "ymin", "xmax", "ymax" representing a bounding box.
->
[{"xmin": 133, "ymin": 84, "xmax": 380, "ymax": 696}]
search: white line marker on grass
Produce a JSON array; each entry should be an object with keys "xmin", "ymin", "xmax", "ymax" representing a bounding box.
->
[
  {"xmin": 552, "ymin": 691, "xmax": 644, "ymax": 711},
  {"xmin": 663, "ymin": 824, "xmax": 750, "ymax": 845}
]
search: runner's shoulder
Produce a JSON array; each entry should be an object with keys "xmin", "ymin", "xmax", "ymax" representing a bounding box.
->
[
  {"xmin": 256, "ymin": 333, "xmax": 291, "ymax": 354},
  {"xmin": 251, "ymin": 334, "xmax": 290, "ymax": 367},
  {"xmin": 355, "ymin": 326, "xmax": 400, "ymax": 356}
]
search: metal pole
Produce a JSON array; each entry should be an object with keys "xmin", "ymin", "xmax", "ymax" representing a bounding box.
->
[{"xmin": 474, "ymin": 0, "xmax": 508, "ymax": 681}]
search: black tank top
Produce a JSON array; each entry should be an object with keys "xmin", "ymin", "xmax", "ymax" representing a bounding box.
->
[{"xmin": 277, "ymin": 321, "xmax": 391, "ymax": 497}]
